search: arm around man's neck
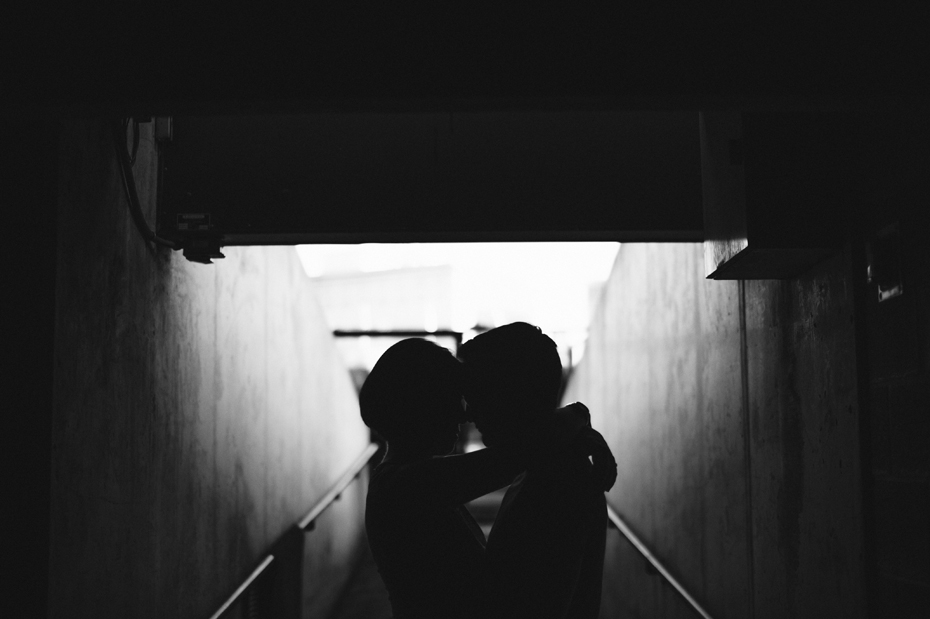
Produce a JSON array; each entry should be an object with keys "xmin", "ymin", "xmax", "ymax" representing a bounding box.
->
[
  {"xmin": 514, "ymin": 402, "xmax": 591, "ymax": 465},
  {"xmin": 514, "ymin": 403, "xmax": 617, "ymax": 492},
  {"xmin": 388, "ymin": 403, "xmax": 598, "ymax": 508}
]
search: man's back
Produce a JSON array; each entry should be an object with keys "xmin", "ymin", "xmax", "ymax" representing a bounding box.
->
[{"xmin": 482, "ymin": 451, "xmax": 607, "ymax": 619}]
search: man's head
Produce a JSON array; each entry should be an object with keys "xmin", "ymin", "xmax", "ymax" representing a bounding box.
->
[
  {"xmin": 457, "ymin": 322, "xmax": 563, "ymax": 447},
  {"xmin": 359, "ymin": 338, "xmax": 467, "ymax": 455}
]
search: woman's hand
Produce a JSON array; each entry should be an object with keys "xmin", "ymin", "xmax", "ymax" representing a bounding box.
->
[
  {"xmin": 573, "ymin": 428, "xmax": 618, "ymax": 492},
  {"xmin": 538, "ymin": 402, "xmax": 618, "ymax": 492},
  {"xmin": 517, "ymin": 402, "xmax": 590, "ymax": 458},
  {"xmin": 554, "ymin": 401, "xmax": 591, "ymax": 434}
]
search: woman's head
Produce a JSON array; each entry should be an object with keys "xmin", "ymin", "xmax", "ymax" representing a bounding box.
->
[{"xmin": 359, "ymin": 338, "xmax": 466, "ymax": 454}]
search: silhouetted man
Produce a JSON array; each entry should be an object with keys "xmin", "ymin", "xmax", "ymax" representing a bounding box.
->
[{"xmin": 458, "ymin": 322, "xmax": 608, "ymax": 619}]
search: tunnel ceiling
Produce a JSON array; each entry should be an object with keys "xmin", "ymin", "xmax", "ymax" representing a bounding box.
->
[
  {"xmin": 26, "ymin": 7, "xmax": 924, "ymax": 246},
  {"xmin": 16, "ymin": 7, "xmax": 924, "ymax": 113},
  {"xmin": 157, "ymin": 111, "xmax": 704, "ymax": 244}
]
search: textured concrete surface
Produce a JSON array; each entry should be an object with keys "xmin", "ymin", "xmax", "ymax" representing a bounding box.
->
[
  {"xmin": 745, "ymin": 253, "xmax": 864, "ymax": 618},
  {"xmin": 565, "ymin": 244, "xmax": 748, "ymax": 619},
  {"xmin": 48, "ymin": 120, "xmax": 369, "ymax": 618},
  {"xmin": 327, "ymin": 528, "xmax": 393, "ymax": 619},
  {"xmin": 857, "ymin": 110, "xmax": 930, "ymax": 617},
  {"xmin": 564, "ymin": 243, "xmax": 865, "ymax": 618}
]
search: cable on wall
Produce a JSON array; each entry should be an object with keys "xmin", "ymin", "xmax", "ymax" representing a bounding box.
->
[
  {"xmin": 112, "ymin": 118, "xmax": 181, "ymax": 250},
  {"xmin": 123, "ymin": 118, "xmax": 140, "ymax": 167}
]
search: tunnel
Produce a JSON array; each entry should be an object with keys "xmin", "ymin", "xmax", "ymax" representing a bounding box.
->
[
  {"xmin": 7, "ymin": 9, "xmax": 930, "ymax": 619},
  {"xmin": 13, "ymin": 107, "xmax": 922, "ymax": 619}
]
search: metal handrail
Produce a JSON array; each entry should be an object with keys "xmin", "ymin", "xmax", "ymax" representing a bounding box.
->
[
  {"xmin": 207, "ymin": 442, "xmax": 380, "ymax": 619},
  {"xmin": 207, "ymin": 556, "xmax": 275, "ymax": 619},
  {"xmin": 606, "ymin": 504, "xmax": 715, "ymax": 619},
  {"xmin": 298, "ymin": 443, "xmax": 380, "ymax": 530}
]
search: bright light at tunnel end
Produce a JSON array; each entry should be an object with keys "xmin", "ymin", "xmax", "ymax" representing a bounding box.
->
[{"xmin": 295, "ymin": 242, "xmax": 620, "ymax": 368}]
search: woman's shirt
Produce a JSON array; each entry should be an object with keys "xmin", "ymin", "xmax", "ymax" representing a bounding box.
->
[{"xmin": 365, "ymin": 449, "xmax": 522, "ymax": 619}]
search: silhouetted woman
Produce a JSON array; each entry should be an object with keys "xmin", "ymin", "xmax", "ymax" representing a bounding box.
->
[{"xmin": 360, "ymin": 338, "xmax": 613, "ymax": 619}]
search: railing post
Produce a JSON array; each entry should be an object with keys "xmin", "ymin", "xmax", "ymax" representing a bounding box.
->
[
  {"xmin": 245, "ymin": 587, "xmax": 260, "ymax": 619},
  {"xmin": 207, "ymin": 444, "xmax": 378, "ymax": 619},
  {"xmin": 263, "ymin": 525, "xmax": 306, "ymax": 619}
]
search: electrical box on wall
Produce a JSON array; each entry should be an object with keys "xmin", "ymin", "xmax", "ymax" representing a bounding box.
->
[{"xmin": 700, "ymin": 111, "xmax": 862, "ymax": 279}]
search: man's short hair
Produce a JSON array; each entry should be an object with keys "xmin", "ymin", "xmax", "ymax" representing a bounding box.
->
[
  {"xmin": 359, "ymin": 338, "xmax": 462, "ymax": 442},
  {"xmin": 458, "ymin": 322, "xmax": 562, "ymax": 418}
]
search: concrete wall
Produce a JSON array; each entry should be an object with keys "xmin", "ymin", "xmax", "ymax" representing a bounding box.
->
[
  {"xmin": 856, "ymin": 111, "xmax": 930, "ymax": 617},
  {"xmin": 48, "ymin": 120, "xmax": 370, "ymax": 618},
  {"xmin": 6, "ymin": 115, "xmax": 59, "ymax": 617},
  {"xmin": 744, "ymin": 256, "xmax": 863, "ymax": 618},
  {"xmin": 863, "ymin": 224, "xmax": 930, "ymax": 615},
  {"xmin": 564, "ymin": 243, "xmax": 864, "ymax": 618}
]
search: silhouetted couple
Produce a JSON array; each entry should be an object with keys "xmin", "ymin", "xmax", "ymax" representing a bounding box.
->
[{"xmin": 361, "ymin": 322, "xmax": 615, "ymax": 619}]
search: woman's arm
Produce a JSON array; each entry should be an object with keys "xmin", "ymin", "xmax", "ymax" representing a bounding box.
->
[
  {"xmin": 416, "ymin": 447, "xmax": 527, "ymax": 506},
  {"xmin": 394, "ymin": 403, "xmax": 594, "ymax": 506},
  {"xmin": 570, "ymin": 428, "xmax": 618, "ymax": 492}
]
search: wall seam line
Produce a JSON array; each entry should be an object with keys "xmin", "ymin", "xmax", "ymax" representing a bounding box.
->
[{"xmin": 739, "ymin": 279, "xmax": 756, "ymax": 619}]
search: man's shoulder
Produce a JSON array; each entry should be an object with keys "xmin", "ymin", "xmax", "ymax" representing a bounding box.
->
[
  {"xmin": 529, "ymin": 452, "xmax": 600, "ymax": 490},
  {"xmin": 511, "ymin": 454, "xmax": 604, "ymax": 516}
]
